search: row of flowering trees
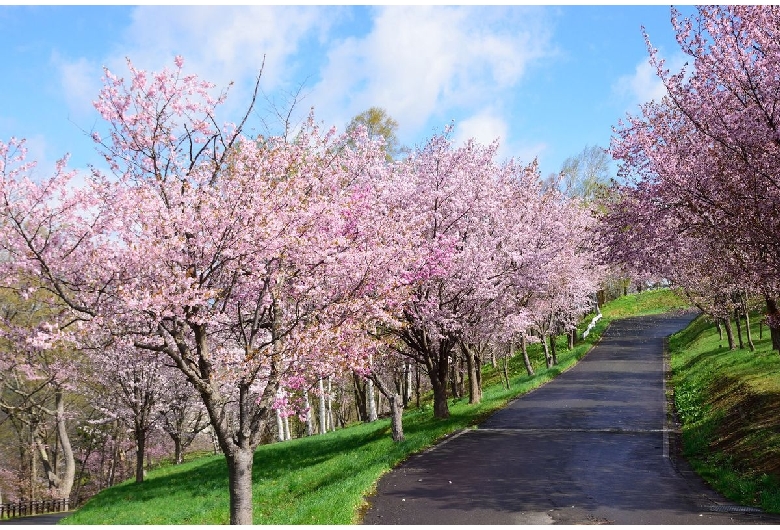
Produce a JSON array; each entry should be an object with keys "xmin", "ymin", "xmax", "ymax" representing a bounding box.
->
[
  {"xmin": 599, "ymin": 6, "xmax": 780, "ymax": 353},
  {"xmin": 0, "ymin": 57, "xmax": 601, "ymax": 523}
]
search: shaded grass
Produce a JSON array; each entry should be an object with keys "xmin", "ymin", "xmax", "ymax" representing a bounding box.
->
[
  {"xmin": 62, "ymin": 289, "xmax": 680, "ymax": 525},
  {"xmin": 670, "ymin": 313, "xmax": 780, "ymax": 512}
]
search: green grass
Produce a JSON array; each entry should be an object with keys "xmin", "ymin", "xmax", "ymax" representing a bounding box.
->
[
  {"xmin": 669, "ymin": 313, "xmax": 780, "ymax": 512},
  {"xmin": 601, "ymin": 287, "xmax": 691, "ymax": 319},
  {"xmin": 61, "ymin": 289, "xmax": 684, "ymax": 525}
]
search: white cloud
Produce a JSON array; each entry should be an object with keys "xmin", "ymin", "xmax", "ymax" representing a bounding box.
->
[
  {"xmin": 614, "ymin": 52, "xmax": 688, "ymax": 108},
  {"xmin": 453, "ymin": 111, "xmax": 547, "ymax": 166},
  {"xmin": 308, "ymin": 6, "xmax": 554, "ymax": 141},
  {"xmin": 117, "ymin": 6, "xmax": 339, "ymax": 103},
  {"xmin": 51, "ymin": 6, "xmax": 555, "ymax": 155},
  {"xmin": 53, "ymin": 55, "xmax": 102, "ymax": 121},
  {"xmin": 53, "ymin": 6, "xmax": 341, "ymax": 135},
  {"xmin": 453, "ymin": 111, "xmax": 507, "ymax": 150}
]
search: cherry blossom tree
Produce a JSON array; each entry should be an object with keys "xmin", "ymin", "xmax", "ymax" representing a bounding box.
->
[
  {"xmin": 606, "ymin": 6, "xmax": 780, "ymax": 352},
  {"xmin": 0, "ymin": 284, "xmax": 78, "ymax": 501},
  {"xmin": 526, "ymin": 194, "xmax": 601, "ymax": 368},
  {"xmin": 0, "ymin": 57, "xmax": 402, "ymax": 523},
  {"xmin": 81, "ymin": 338, "xmax": 165, "ymax": 484},
  {"xmin": 155, "ymin": 367, "xmax": 210, "ymax": 465},
  {"xmin": 375, "ymin": 132, "xmax": 599, "ymax": 417},
  {"xmin": 0, "ymin": 53, "xmax": 607, "ymax": 520}
]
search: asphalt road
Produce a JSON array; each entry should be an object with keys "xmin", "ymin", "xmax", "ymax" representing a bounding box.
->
[
  {"xmin": 361, "ymin": 312, "xmax": 780, "ymax": 525},
  {"xmin": 0, "ymin": 512, "xmax": 72, "ymax": 525}
]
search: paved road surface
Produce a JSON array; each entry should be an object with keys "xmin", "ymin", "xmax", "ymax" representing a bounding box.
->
[
  {"xmin": 362, "ymin": 312, "xmax": 780, "ymax": 524},
  {"xmin": 0, "ymin": 512, "xmax": 72, "ymax": 525}
]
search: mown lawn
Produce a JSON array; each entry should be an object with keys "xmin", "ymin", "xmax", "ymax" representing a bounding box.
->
[
  {"xmin": 670, "ymin": 312, "xmax": 780, "ymax": 512},
  {"xmin": 62, "ymin": 289, "xmax": 687, "ymax": 525},
  {"xmin": 601, "ymin": 287, "xmax": 691, "ymax": 319}
]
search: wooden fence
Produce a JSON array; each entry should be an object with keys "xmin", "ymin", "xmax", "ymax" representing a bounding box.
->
[{"xmin": 0, "ymin": 498, "xmax": 69, "ymax": 519}]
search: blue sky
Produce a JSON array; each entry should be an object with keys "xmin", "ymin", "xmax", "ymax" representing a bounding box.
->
[{"xmin": 0, "ymin": 4, "xmax": 696, "ymax": 181}]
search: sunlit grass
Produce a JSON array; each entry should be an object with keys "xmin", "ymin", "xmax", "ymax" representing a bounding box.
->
[
  {"xmin": 601, "ymin": 287, "xmax": 690, "ymax": 319},
  {"xmin": 61, "ymin": 289, "xmax": 680, "ymax": 525},
  {"xmin": 670, "ymin": 313, "xmax": 780, "ymax": 512}
]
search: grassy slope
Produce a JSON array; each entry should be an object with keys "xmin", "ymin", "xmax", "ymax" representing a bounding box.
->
[
  {"xmin": 670, "ymin": 313, "xmax": 780, "ymax": 512},
  {"xmin": 600, "ymin": 287, "xmax": 692, "ymax": 319},
  {"xmin": 61, "ymin": 289, "xmax": 688, "ymax": 525}
]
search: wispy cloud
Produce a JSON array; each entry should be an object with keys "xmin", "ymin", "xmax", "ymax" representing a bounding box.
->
[
  {"xmin": 308, "ymin": 6, "xmax": 554, "ymax": 140},
  {"xmin": 454, "ymin": 111, "xmax": 508, "ymax": 148},
  {"xmin": 54, "ymin": 6, "xmax": 341, "ymax": 130},
  {"xmin": 53, "ymin": 54, "xmax": 102, "ymax": 121},
  {"xmin": 119, "ymin": 5, "xmax": 339, "ymax": 90},
  {"xmin": 613, "ymin": 52, "xmax": 688, "ymax": 110},
  {"xmin": 453, "ymin": 109, "xmax": 547, "ymax": 168},
  {"xmin": 52, "ymin": 6, "xmax": 556, "ymax": 156}
]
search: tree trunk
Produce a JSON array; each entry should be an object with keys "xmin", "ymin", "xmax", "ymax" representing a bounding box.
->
[
  {"xmin": 449, "ymin": 348, "xmax": 462, "ymax": 399},
  {"xmin": 283, "ymin": 415, "xmax": 291, "ymax": 441},
  {"xmin": 275, "ymin": 410, "xmax": 285, "ymax": 442},
  {"xmin": 134, "ymin": 423, "xmax": 146, "ymax": 483},
  {"xmin": 226, "ymin": 448, "xmax": 254, "ymax": 525},
  {"xmin": 448, "ymin": 364, "xmax": 457, "ymax": 399},
  {"xmin": 431, "ymin": 377, "xmax": 449, "ymax": 419},
  {"xmin": 741, "ymin": 294, "xmax": 755, "ymax": 352},
  {"xmin": 304, "ymin": 390, "xmax": 314, "ymax": 436},
  {"xmin": 542, "ymin": 334, "xmax": 553, "ymax": 368},
  {"xmin": 502, "ymin": 343, "xmax": 511, "ymax": 389},
  {"xmin": 520, "ymin": 334, "xmax": 534, "ymax": 376},
  {"xmin": 108, "ymin": 422, "xmax": 120, "ymax": 486},
  {"xmin": 404, "ymin": 362, "xmax": 412, "ymax": 408},
  {"xmin": 318, "ymin": 378, "xmax": 328, "ymax": 433},
  {"xmin": 427, "ymin": 339, "xmax": 452, "ymax": 418},
  {"xmin": 716, "ymin": 319, "xmax": 723, "ymax": 340},
  {"xmin": 734, "ymin": 308, "xmax": 744, "ymax": 349},
  {"xmin": 463, "ymin": 343, "xmax": 482, "ymax": 405},
  {"xmin": 389, "ymin": 393, "xmax": 404, "ymax": 442},
  {"xmin": 568, "ymin": 329, "xmax": 575, "ymax": 350},
  {"xmin": 744, "ymin": 309, "xmax": 755, "ymax": 352},
  {"xmin": 37, "ymin": 388, "xmax": 76, "ymax": 498},
  {"xmin": 415, "ymin": 363, "xmax": 421, "ymax": 409},
  {"xmin": 411, "ymin": 331, "xmax": 452, "ymax": 418},
  {"xmin": 35, "ymin": 435, "xmax": 60, "ymax": 492},
  {"xmin": 550, "ymin": 334, "xmax": 558, "ymax": 366},
  {"xmin": 327, "ymin": 377, "xmax": 333, "ymax": 431},
  {"xmin": 367, "ymin": 378, "xmax": 377, "ymax": 422},
  {"xmin": 767, "ymin": 297, "xmax": 780, "ymax": 352},
  {"xmin": 352, "ymin": 373, "xmax": 367, "ymax": 422},
  {"xmin": 723, "ymin": 317, "xmax": 736, "ymax": 350},
  {"xmin": 173, "ymin": 435, "xmax": 183, "ymax": 464},
  {"xmin": 371, "ymin": 375, "xmax": 405, "ymax": 442},
  {"xmin": 30, "ymin": 425, "xmax": 36, "ymax": 501},
  {"xmin": 457, "ymin": 353, "xmax": 466, "ymax": 397},
  {"xmin": 210, "ymin": 425, "xmax": 220, "ymax": 455}
]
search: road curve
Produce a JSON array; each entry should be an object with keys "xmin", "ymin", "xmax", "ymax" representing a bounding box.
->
[{"xmin": 361, "ymin": 312, "xmax": 780, "ymax": 525}]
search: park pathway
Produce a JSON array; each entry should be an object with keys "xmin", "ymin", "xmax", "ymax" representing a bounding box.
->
[
  {"xmin": 0, "ymin": 512, "xmax": 72, "ymax": 525},
  {"xmin": 361, "ymin": 312, "xmax": 780, "ymax": 525}
]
